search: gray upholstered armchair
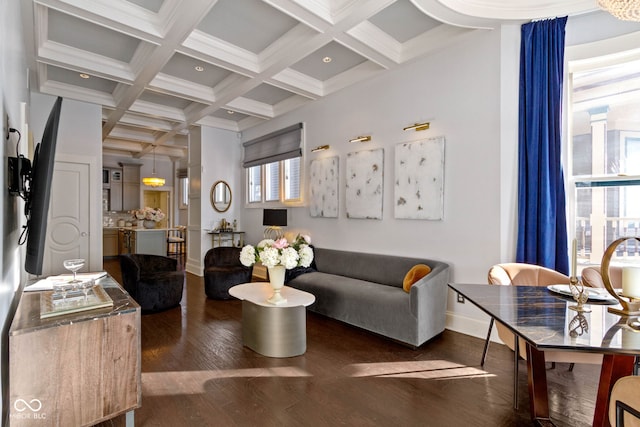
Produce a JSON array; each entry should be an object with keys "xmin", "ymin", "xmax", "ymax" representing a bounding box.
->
[
  {"xmin": 119, "ymin": 254, "xmax": 185, "ymax": 313},
  {"xmin": 204, "ymin": 247, "xmax": 253, "ymax": 299}
]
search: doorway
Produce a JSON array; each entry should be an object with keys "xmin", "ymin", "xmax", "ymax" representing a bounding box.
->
[{"xmin": 143, "ymin": 189, "xmax": 172, "ymax": 229}]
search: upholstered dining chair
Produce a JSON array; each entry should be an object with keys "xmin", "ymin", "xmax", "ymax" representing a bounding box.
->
[
  {"xmin": 581, "ymin": 265, "xmax": 624, "ymax": 289},
  {"xmin": 609, "ymin": 375, "xmax": 640, "ymax": 427},
  {"xmin": 484, "ymin": 263, "xmax": 603, "ymax": 408}
]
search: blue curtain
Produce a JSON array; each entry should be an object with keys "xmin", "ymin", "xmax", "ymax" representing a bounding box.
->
[{"xmin": 516, "ymin": 17, "xmax": 569, "ymax": 274}]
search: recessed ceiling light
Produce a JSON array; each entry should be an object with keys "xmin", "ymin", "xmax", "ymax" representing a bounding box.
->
[
  {"xmin": 322, "ymin": 56, "xmax": 332, "ymax": 63},
  {"xmin": 227, "ymin": 110, "xmax": 235, "ymax": 115},
  {"xmin": 79, "ymin": 73, "xmax": 90, "ymax": 79},
  {"xmin": 194, "ymin": 65, "xmax": 204, "ymax": 72}
]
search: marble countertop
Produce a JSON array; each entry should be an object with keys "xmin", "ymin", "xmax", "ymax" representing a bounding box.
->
[{"xmin": 103, "ymin": 226, "xmax": 173, "ymax": 231}]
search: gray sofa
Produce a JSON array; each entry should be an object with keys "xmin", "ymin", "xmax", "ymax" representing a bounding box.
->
[{"xmin": 286, "ymin": 248, "xmax": 450, "ymax": 347}]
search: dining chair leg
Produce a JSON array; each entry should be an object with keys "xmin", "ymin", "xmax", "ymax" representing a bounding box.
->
[
  {"xmin": 569, "ymin": 363, "xmax": 575, "ymax": 372},
  {"xmin": 513, "ymin": 336, "xmax": 519, "ymax": 409},
  {"xmin": 481, "ymin": 318, "xmax": 494, "ymax": 366}
]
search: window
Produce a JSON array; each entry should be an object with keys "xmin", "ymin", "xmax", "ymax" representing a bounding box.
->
[
  {"xmin": 246, "ymin": 157, "xmax": 301, "ymax": 204},
  {"xmin": 243, "ymin": 123, "xmax": 303, "ymax": 205},
  {"xmin": 177, "ymin": 169, "xmax": 188, "ymax": 209},
  {"xmin": 569, "ymin": 58, "xmax": 640, "ymax": 266}
]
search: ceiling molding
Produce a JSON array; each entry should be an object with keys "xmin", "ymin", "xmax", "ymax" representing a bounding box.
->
[{"xmin": 25, "ymin": 0, "xmax": 598, "ymax": 161}]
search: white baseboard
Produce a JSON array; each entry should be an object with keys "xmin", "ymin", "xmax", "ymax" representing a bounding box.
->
[{"xmin": 445, "ymin": 310, "xmax": 503, "ymax": 344}]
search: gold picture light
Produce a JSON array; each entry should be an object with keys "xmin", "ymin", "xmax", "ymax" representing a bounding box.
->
[
  {"xmin": 348, "ymin": 136, "xmax": 371, "ymax": 143},
  {"xmin": 311, "ymin": 145, "xmax": 330, "ymax": 152},
  {"xmin": 403, "ymin": 122, "xmax": 430, "ymax": 132}
]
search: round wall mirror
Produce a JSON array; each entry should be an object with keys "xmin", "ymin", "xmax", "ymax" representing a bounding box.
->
[{"xmin": 210, "ymin": 180, "xmax": 232, "ymax": 213}]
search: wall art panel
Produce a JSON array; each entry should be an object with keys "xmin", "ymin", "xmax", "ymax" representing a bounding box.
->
[
  {"xmin": 345, "ymin": 148, "xmax": 384, "ymax": 219},
  {"xmin": 394, "ymin": 137, "xmax": 445, "ymax": 220},
  {"xmin": 309, "ymin": 156, "xmax": 339, "ymax": 218}
]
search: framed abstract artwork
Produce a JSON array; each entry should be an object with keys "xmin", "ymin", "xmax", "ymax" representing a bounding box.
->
[
  {"xmin": 345, "ymin": 148, "xmax": 384, "ymax": 219},
  {"xmin": 394, "ymin": 137, "xmax": 445, "ymax": 220},
  {"xmin": 309, "ymin": 156, "xmax": 339, "ymax": 218}
]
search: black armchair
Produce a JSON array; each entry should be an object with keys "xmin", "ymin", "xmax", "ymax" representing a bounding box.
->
[
  {"xmin": 204, "ymin": 247, "xmax": 252, "ymax": 299},
  {"xmin": 120, "ymin": 254, "xmax": 185, "ymax": 313}
]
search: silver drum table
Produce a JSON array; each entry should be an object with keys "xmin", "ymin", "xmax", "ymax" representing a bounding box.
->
[{"xmin": 229, "ymin": 282, "xmax": 315, "ymax": 358}]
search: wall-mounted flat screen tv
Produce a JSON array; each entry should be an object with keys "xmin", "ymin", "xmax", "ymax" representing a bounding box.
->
[{"xmin": 23, "ymin": 96, "xmax": 63, "ymax": 275}]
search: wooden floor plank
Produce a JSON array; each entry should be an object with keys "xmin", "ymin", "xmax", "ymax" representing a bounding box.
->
[{"xmin": 103, "ymin": 259, "xmax": 599, "ymax": 427}]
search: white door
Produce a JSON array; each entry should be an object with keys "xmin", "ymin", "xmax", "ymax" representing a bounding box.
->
[{"xmin": 42, "ymin": 160, "xmax": 90, "ymax": 275}]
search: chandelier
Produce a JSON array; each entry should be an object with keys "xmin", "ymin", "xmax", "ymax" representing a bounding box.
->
[
  {"xmin": 598, "ymin": 0, "xmax": 640, "ymax": 21},
  {"xmin": 142, "ymin": 145, "xmax": 165, "ymax": 187}
]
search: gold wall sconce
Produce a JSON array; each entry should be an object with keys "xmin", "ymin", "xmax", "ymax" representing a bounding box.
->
[
  {"xmin": 403, "ymin": 122, "xmax": 430, "ymax": 131},
  {"xmin": 311, "ymin": 145, "xmax": 330, "ymax": 152},
  {"xmin": 348, "ymin": 136, "xmax": 371, "ymax": 143}
]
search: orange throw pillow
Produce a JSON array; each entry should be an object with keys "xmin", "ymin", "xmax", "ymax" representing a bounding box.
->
[{"xmin": 403, "ymin": 264, "xmax": 432, "ymax": 293}]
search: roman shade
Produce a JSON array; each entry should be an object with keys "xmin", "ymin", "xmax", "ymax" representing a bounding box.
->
[{"xmin": 242, "ymin": 123, "xmax": 303, "ymax": 168}]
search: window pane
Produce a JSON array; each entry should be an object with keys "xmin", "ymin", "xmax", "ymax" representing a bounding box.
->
[
  {"xmin": 179, "ymin": 177, "xmax": 188, "ymax": 208},
  {"xmin": 284, "ymin": 157, "xmax": 300, "ymax": 200},
  {"xmin": 265, "ymin": 162, "xmax": 280, "ymax": 201},
  {"xmin": 570, "ymin": 59, "xmax": 640, "ymax": 264},
  {"xmin": 248, "ymin": 166, "xmax": 262, "ymax": 203}
]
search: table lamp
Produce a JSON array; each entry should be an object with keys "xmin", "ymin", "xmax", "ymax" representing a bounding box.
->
[{"xmin": 263, "ymin": 209, "xmax": 287, "ymax": 239}]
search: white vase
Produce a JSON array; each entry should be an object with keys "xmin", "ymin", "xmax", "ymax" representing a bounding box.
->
[
  {"xmin": 267, "ymin": 265, "xmax": 287, "ymax": 305},
  {"xmin": 143, "ymin": 220, "xmax": 156, "ymax": 229}
]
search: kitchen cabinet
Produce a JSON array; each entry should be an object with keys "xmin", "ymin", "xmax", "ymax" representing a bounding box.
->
[
  {"xmin": 118, "ymin": 228, "xmax": 166, "ymax": 256},
  {"xmin": 103, "ymin": 228, "xmax": 119, "ymax": 257},
  {"xmin": 122, "ymin": 164, "xmax": 141, "ymax": 211},
  {"xmin": 103, "ymin": 167, "xmax": 123, "ymax": 211}
]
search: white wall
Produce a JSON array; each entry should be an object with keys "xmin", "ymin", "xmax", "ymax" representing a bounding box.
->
[
  {"xmin": 0, "ymin": 0, "xmax": 29, "ymax": 421},
  {"xmin": 237, "ymin": 14, "xmax": 640, "ymax": 341},
  {"xmin": 240, "ymin": 27, "xmax": 510, "ymax": 338},
  {"xmin": 185, "ymin": 125, "xmax": 240, "ymax": 275}
]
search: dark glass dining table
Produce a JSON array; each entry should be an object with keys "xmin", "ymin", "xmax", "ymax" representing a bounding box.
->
[{"xmin": 449, "ymin": 283, "xmax": 640, "ymax": 427}]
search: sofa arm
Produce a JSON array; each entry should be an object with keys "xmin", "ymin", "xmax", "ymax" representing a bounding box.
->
[{"xmin": 409, "ymin": 262, "xmax": 450, "ymax": 328}]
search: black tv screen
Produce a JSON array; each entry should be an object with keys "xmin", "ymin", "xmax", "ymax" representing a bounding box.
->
[{"xmin": 24, "ymin": 96, "xmax": 63, "ymax": 275}]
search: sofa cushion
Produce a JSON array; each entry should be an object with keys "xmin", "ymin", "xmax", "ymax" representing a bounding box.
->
[
  {"xmin": 403, "ymin": 264, "xmax": 431, "ymax": 293},
  {"xmin": 288, "ymin": 272, "xmax": 417, "ymax": 343},
  {"xmin": 313, "ymin": 248, "xmax": 433, "ymax": 289}
]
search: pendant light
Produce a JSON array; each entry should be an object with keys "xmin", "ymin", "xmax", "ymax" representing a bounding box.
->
[{"xmin": 142, "ymin": 145, "xmax": 165, "ymax": 187}]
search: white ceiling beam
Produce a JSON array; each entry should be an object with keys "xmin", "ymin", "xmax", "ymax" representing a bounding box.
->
[
  {"xmin": 34, "ymin": 0, "xmax": 165, "ymax": 42},
  {"xmin": 101, "ymin": 0, "xmax": 218, "ymax": 138}
]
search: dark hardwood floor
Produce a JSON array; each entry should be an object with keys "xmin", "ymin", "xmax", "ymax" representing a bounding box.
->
[{"xmin": 104, "ymin": 259, "xmax": 600, "ymax": 427}]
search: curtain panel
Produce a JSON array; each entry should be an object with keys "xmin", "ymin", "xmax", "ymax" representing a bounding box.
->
[
  {"xmin": 242, "ymin": 123, "xmax": 303, "ymax": 168},
  {"xmin": 516, "ymin": 16, "xmax": 569, "ymax": 274}
]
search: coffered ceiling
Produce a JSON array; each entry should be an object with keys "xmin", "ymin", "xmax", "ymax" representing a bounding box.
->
[{"xmin": 22, "ymin": 0, "xmax": 597, "ymax": 160}]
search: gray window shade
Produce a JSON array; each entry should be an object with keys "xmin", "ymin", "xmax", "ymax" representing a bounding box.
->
[{"xmin": 242, "ymin": 123, "xmax": 303, "ymax": 168}]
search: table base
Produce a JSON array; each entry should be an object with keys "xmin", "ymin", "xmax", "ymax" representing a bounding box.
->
[
  {"xmin": 241, "ymin": 300, "xmax": 307, "ymax": 358},
  {"xmin": 527, "ymin": 344, "xmax": 635, "ymax": 427}
]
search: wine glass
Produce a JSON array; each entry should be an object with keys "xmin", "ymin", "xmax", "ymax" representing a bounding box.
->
[
  {"xmin": 53, "ymin": 282, "xmax": 73, "ymax": 303},
  {"xmin": 63, "ymin": 258, "xmax": 85, "ymax": 284},
  {"xmin": 79, "ymin": 279, "xmax": 94, "ymax": 302}
]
